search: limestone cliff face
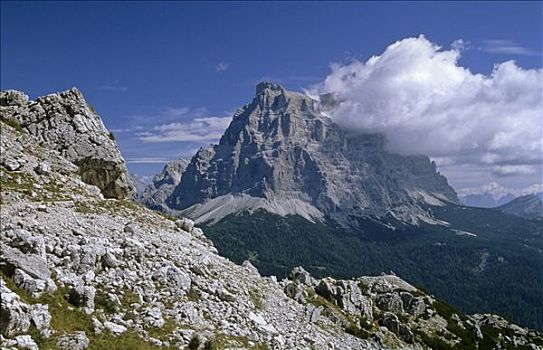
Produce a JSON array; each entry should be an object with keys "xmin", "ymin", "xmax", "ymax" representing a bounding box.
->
[
  {"xmin": 166, "ymin": 82, "xmax": 457, "ymax": 226},
  {"xmin": 0, "ymin": 88, "xmax": 133, "ymax": 199}
]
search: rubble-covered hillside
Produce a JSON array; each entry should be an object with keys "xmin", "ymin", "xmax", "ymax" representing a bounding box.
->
[{"xmin": 1, "ymin": 89, "xmax": 542, "ymax": 350}]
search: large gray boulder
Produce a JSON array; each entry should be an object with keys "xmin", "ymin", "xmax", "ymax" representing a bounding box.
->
[
  {"xmin": 289, "ymin": 266, "xmax": 316, "ymax": 286},
  {"xmin": 0, "ymin": 88, "xmax": 133, "ymax": 199},
  {"xmin": 0, "ymin": 245, "xmax": 56, "ymax": 297},
  {"xmin": 379, "ymin": 312, "xmax": 414, "ymax": 343},
  {"xmin": 376, "ymin": 293, "xmax": 404, "ymax": 314},
  {"xmin": 56, "ymin": 331, "xmax": 89, "ymax": 350},
  {"xmin": 314, "ymin": 277, "xmax": 373, "ymax": 321},
  {"xmin": 29, "ymin": 304, "xmax": 52, "ymax": 337},
  {"xmin": 0, "ymin": 278, "xmax": 31, "ymax": 337}
]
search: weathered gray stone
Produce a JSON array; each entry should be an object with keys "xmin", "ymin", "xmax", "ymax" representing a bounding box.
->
[
  {"xmin": 289, "ymin": 266, "xmax": 315, "ymax": 286},
  {"xmin": 315, "ymin": 278, "xmax": 337, "ymax": 302},
  {"xmin": 1, "ymin": 244, "xmax": 50, "ymax": 280},
  {"xmin": 399, "ymin": 323, "xmax": 415, "ymax": 343},
  {"xmin": 3, "ymin": 158, "xmax": 21, "ymax": 171},
  {"xmin": 69, "ymin": 285, "xmax": 96, "ymax": 314},
  {"xmin": 241, "ymin": 260, "xmax": 260, "ymax": 277},
  {"xmin": 12, "ymin": 269, "xmax": 53, "ymax": 298},
  {"xmin": 379, "ymin": 312, "xmax": 414, "ymax": 343},
  {"xmin": 217, "ymin": 288, "xmax": 236, "ymax": 303},
  {"xmin": 406, "ymin": 297, "xmax": 426, "ymax": 317},
  {"xmin": 284, "ymin": 281, "xmax": 307, "ymax": 304},
  {"xmin": 0, "ymin": 90, "xmax": 28, "ymax": 106},
  {"xmin": 152, "ymin": 264, "xmax": 191, "ymax": 297},
  {"xmin": 29, "ymin": 304, "xmax": 52, "ymax": 337},
  {"xmin": 35, "ymin": 162, "xmax": 51, "ymax": 175},
  {"xmin": 8, "ymin": 229, "xmax": 46, "ymax": 259},
  {"xmin": 56, "ymin": 331, "xmax": 89, "ymax": 350},
  {"xmin": 5, "ymin": 335, "xmax": 38, "ymax": 350},
  {"xmin": 104, "ymin": 321, "xmax": 127, "ymax": 335},
  {"xmin": 0, "ymin": 279, "xmax": 31, "ymax": 337},
  {"xmin": 377, "ymin": 293, "xmax": 404, "ymax": 314},
  {"xmin": 123, "ymin": 222, "xmax": 139, "ymax": 235},
  {"xmin": 180, "ymin": 218, "xmax": 194, "ymax": 233},
  {"xmin": 0, "ymin": 245, "xmax": 56, "ymax": 297},
  {"xmin": 305, "ymin": 304, "xmax": 322, "ymax": 323},
  {"xmin": 101, "ymin": 252, "xmax": 119, "ymax": 268}
]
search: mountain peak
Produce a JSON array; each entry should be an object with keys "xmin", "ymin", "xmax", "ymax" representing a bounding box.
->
[
  {"xmin": 256, "ymin": 81, "xmax": 285, "ymax": 95},
  {"xmin": 164, "ymin": 83, "xmax": 458, "ymax": 226}
]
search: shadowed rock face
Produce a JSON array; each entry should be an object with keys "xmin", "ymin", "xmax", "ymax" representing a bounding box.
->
[
  {"xmin": 0, "ymin": 88, "xmax": 133, "ymax": 199},
  {"xmin": 166, "ymin": 82, "xmax": 458, "ymax": 226}
]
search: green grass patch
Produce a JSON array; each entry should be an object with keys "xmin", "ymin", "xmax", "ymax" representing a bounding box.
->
[
  {"xmin": 147, "ymin": 317, "xmax": 177, "ymax": 341},
  {"xmin": 186, "ymin": 287, "xmax": 200, "ymax": 302},
  {"xmin": 1, "ymin": 274, "xmax": 171, "ymax": 349},
  {"xmin": 121, "ymin": 288, "xmax": 140, "ymax": 308},
  {"xmin": 203, "ymin": 334, "xmax": 269, "ymax": 350},
  {"xmin": 89, "ymin": 330, "xmax": 175, "ymax": 350},
  {"xmin": 433, "ymin": 299, "xmax": 461, "ymax": 321},
  {"xmin": 94, "ymin": 290, "xmax": 119, "ymax": 314},
  {"xmin": 1, "ymin": 117, "xmax": 24, "ymax": 133},
  {"xmin": 249, "ymin": 289, "xmax": 264, "ymax": 310},
  {"xmin": 416, "ymin": 330, "xmax": 454, "ymax": 350}
]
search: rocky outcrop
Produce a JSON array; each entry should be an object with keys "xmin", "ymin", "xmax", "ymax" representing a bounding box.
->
[
  {"xmin": 283, "ymin": 268, "xmax": 542, "ymax": 349},
  {"xmin": 164, "ymin": 82, "xmax": 458, "ymax": 227},
  {"xmin": 0, "ymin": 88, "xmax": 133, "ymax": 199}
]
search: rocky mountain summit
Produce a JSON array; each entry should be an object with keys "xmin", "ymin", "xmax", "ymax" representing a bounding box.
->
[
  {"xmin": 2, "ymin": 89, "xmax": 542, "ymax": 349},
  {"xmin": 157, "ymin": 82, "xmax": 457, "ymax": 227},
  {"xmin": 0, "ymin": 89, "xmax": 133, "ymax": 199}
]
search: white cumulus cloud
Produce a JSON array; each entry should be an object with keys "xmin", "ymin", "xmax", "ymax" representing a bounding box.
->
[
  {"xmin": 309, "ymin": 35, "xmax": 542, "ymax": 189},
  {"xmin": 138, "ymin": 116, "xmax": 232, "ymax": 143},
  {"xmin": 458, "ymin": 181, "xmax": 543, "ymax": 199}
]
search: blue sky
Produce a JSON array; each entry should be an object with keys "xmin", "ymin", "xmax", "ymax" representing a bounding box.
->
[{"xmin": 1, "ymin": 1, "xmax": 542, "ymax": 194}]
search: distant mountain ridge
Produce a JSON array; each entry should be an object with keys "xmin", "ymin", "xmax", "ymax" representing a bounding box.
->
[
  {"xmin": 150, "ymin": 82, "xmax": 458, "ymax": 227},
  {"xmin": 458, "ymin": 182, "xmax": 542, "ymax": 208},
  {"xmin": 497, "ymin": 192, "xmax": 543, "ymax": 220},
  {"xmin": 460, "ymin": 193, "xmax": 515, "ymax": 208}
]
